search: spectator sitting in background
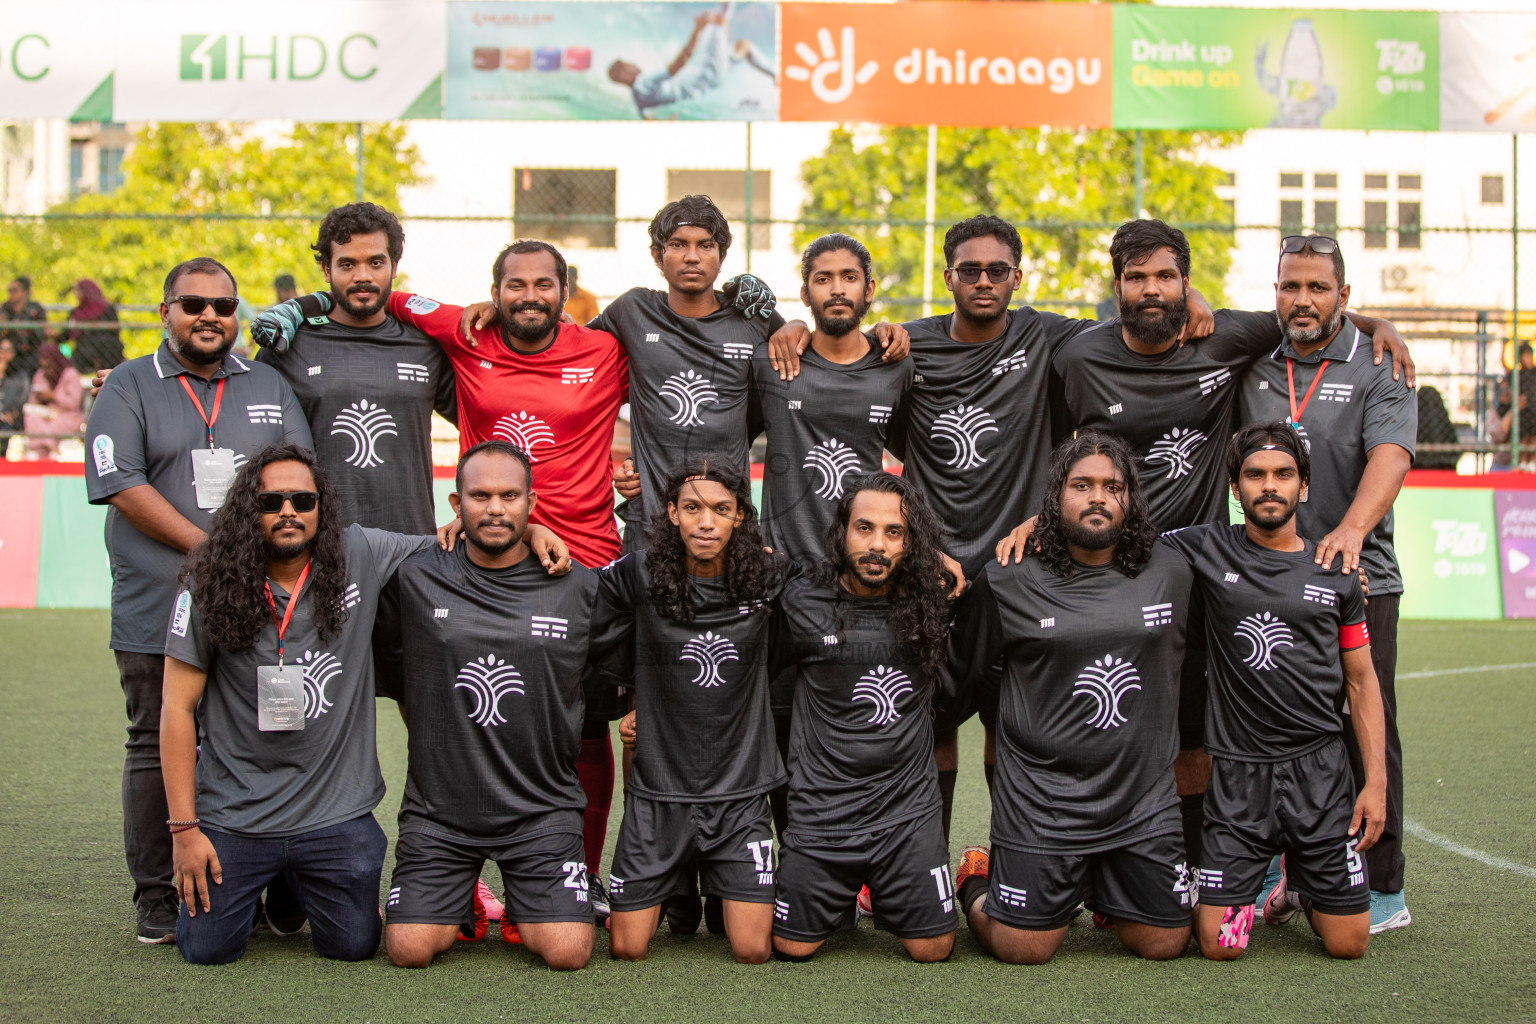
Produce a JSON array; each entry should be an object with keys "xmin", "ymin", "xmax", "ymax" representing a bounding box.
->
[
  {"xmin": 274, "ymin": 274, "xmax": 298, "ymax": 304},
  {"xmin": 1489, "ymin": 377, "xmax": 1536, "ymax": 472},
  {"xmin": 23, "ymin": 342, "xmax": 83, "ymax": 459},
  {"xmin": 0, "ymin": 338, "xmax": 28, "ymax": 456},
  {"xmin": 565, "ymin": 265, "xmax": 600, "ymax": 325},
  {"xmin": 67, "ymin": 279, "xmax": 124, "ymax": 374},
  {"xmin": 0, "ymin": 275, "xmax": 47, "ymax": 379},
  {"xmin": 1414, "ymin": 385, "xmax": 1461, "ymax": 470}
]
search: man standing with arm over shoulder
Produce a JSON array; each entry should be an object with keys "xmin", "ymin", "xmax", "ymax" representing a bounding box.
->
[{"xmin": 86, "ymin": 258, "xmax": 312, "ymax": 945}]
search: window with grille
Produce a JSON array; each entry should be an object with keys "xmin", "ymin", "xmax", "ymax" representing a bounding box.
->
[
  {"xmin": 666, "ymin": 170, "xmax": 771, "ymax": 251},
  {"xmin": 512, "ymin": 168, "xmax": 617, "ymax": 249}
]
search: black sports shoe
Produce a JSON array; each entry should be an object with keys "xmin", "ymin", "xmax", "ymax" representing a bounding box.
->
[
  {"xmin": 704, "ymin": 894, "xmax": 726, "ymax": 935},
  {"xmin": 588, "ymin": 876, "xmax": 611, "ymax": 923},
  {"xmin": 136, "ymin": 893, "xmax": 178, "ymax": 945},
  {"xmin": 262, "ymin": 879, "xmax": 307, "ymax": 936},
  {"xmin": 664, "ymin": 894, "xmax": 703, "ymax": 935}
]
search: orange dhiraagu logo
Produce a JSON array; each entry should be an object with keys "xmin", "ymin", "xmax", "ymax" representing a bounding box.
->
[{"xmin": 780, "ymin": 1, "xmax": 1112, "ymax": 127}]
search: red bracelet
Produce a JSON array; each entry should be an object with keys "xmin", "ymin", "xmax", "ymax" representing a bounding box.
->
[{"xmin": 169, "ymin": 823, "xmax": 200, "ymax": 835}]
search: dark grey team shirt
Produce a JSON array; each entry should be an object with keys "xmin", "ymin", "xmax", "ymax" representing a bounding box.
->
[
  {"xmin": 163, "ymin": 525, "xmax": 430, "ymax": 837},
  {"xmin": 772, "ymin": 576, "xmax": 940, "ymax": 839},
  {"xmin": 954, "ymin": 546, "xmax": 1192, "ymax": 854},
  {"xmin": 1160, "ymin": 524, "xmax": 1368, "ymax": 762},
  {"xmin": 86, "ymin": 342, "xmax": 313, "ymax": 654},
  {"xmin": 256, "ymin": 311, "xmax": 456, "ymax": 534},
  {"xmin": 1052, "ymin": 310, "xmax": 1280, "ymax": 531},
  {"xmin": 378, "ymin": 546, "xmax": 597, "ymax": 845},
  {"xmin": 901, "ymin": 310, "xmax": 1092, "ymax": 578},
  {"xmin": 750, "ymin": 335, "xmax": 914, "ymax": 566},
  {"xmin": 588, "ymin": 289, "xmax": 784, "ymax": 545},
  {"xmin": 1239, "ymin": 320, "xmax": 1417, "ymax": 595},
  {"xmin": 591, "ymin": 552, "xmax": 788, "ymax": 802}
]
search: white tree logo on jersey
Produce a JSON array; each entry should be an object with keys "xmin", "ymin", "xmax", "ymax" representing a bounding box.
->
[
  {"xmin": 296, "ymin": 650, "xmax": 343, "ymax": 719},
  {"xmin": 329, "ymin": 400, "xmax": 397, "ymax": 469},
  {"xmin": 931, "ymin": 404, "xmax": 998, "ymax": 470},
  {"xmin": 680, "ymin": 631, "xmax": 738, "ymax": 688},
  {"xmin": 852, "ymin": 665, "xmax": 913, "ymax": 726},
  {"xmin": 492, "ymin": 411, "xmax": 554, "ymax": 461},
  {"xmin": 1072, "ymin": 654, "xmax": 1142, "ymax": 729},
  {"xmin": 660, "ymin": 369, "xmax": 720, "ymax": 427},
  {"xmin": 803, "ymin": 439, "xmax": 862, "ymax": 500},
  {"xmin": 1235, "ymin": 612, "xmax": 1294, "ymax": 671},
  {"xmin": 1146, "ymin": 427, "xmax": 1206, "ymax": 480},
  {"xmin": 454, "ymin": 654, "xmax": 525, "ymax": 727}
]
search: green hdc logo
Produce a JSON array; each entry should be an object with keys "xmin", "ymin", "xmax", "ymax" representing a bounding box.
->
[{"xmin": 179, "ymin": 34, "xmax": 379, "ymax": 81}]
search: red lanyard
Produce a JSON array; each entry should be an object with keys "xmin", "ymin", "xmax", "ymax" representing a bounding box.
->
[
  {"xmin": 1285, "ymin": 358, "xmax": 1331, "ymax": 425},
  {"xmin": 263, "ymin": 560, "xmax": 312, "ymax": 667},
  {"xmin": 178, "ymin": 375, "xmax": 225, "ymax": 449}
]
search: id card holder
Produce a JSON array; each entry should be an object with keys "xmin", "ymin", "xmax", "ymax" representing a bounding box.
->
[
  {"xmin": 192, "ymin": 448, "xmax": 237, "ymax": 509},
  {"xmin": 257, "ymin": 665, "xmax": 306, "ymax": 731}
]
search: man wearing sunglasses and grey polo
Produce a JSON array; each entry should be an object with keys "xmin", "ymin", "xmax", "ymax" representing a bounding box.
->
[{"xmin": 86, "ymin": 257, "xmax": 312, "ymax": 945}]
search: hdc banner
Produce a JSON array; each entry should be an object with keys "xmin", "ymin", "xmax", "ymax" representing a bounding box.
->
[
  {"xmin": 1440, "ymin": 14, "xmax": 1536, "ymax": 133},
  {"xmin": 0, "ymin": 2, "xmax": 116, "ymax": 119},
  {"xmin": 779, "ymin": 2, "xmax": 1111, "ymax": 127},
  {"xmin": 1112, "ymin": 6, "xmax": 1438, "ymax": 130}
]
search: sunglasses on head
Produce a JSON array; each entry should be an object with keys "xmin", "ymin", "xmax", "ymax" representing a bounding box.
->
[
  {"xmin": 1279, "ymin": 235, "xmax": 1339, "ymax": 256},
  {"xmin": 948, "ymin": 264, "xmax": 1018, "ymax": 284},
  {"xmin": 257, "ymin": 490, "xmax": 319, "ymax": 514},
  {"xmin": 168, "ymin": 295, "xmax": 241, "ymax": 317}
]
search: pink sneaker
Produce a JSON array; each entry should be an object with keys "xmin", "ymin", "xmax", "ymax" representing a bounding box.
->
[
  {"xmin": 1262, "ymin": 855, "xmax": 1299, "ymax": 926},
  {"xmin": 476, "ymin": 879, "xmax": 505, "ymax": 922},
  {"xmin": 856, "ymin": 885, "xmax": 873, "ymax": 923}
]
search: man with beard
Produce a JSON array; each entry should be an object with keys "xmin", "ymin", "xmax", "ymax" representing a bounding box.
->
[
  {"xmin": 769, "ymin": 473, "xmax": 957, "ymax": 964},
  {"xmin": 1238, "ymin": 237, "xmax": 1416, "ymax": 934},
  {"xmin": 1158, "ymin": 424, "xmax": 1386, "ymax": 961},
  {"xmin": 85, "ymin": 259, "xmax": 312, "ymax": 945},
  {"xmin": 951, "ymin": 432, "xmax": 1194, "ymax": 965}
]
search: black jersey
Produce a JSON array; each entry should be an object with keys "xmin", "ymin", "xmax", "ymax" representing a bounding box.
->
[
  {"xmin": 589, "ymin": 289, "xmax": 785, "ymax": 537},
  {"xmin": 1160, "ymin": 524, "xmax": 1369, "ymax": 762},
  {"xmin": 591, "ymin": 552, "xmax": 789, "ymax": 802},
  {"xmin": 750, "ymin": 335, "xmax": 913, "ymax": 567},
  {"xmin": 771, "ymin": 575, "xmax": 940, "ymax": 839},
  {"xmin": 256, "ymin": 312, "xmax": 456, "ymax": 534},
  {"xmin": 901, "ymin": 309, "xmax": 1092, "ymax": 578},
  {"xmin": 954, "ymin": 546, "xmax": 1192, "ymax": 853},
  {"xmin": 377, "ymin": 546, "xmax": 597, "ymax": 844},
  {"xmin": 1050, "ymin": 310, "xmax": 1279, "ymax": 531}
]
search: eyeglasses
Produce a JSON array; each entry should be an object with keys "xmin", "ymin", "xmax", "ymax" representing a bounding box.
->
[
  {"xmin": 947, "ymin": 264, "xmax": 1018, "ymax": 284},
  {"xmin": 1279, "ymin": 235, "xmax": 1340, "ymax": 256},
  {"xmin": 168, "ymin": 295, "xmax": 241, "ymax": 317},
  {"xmin": 257, "ymin": 490, "xmax": 319, "ymax": 514}
]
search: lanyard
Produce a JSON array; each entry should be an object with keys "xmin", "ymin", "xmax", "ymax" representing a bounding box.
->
[
  {"xmin": 262, "ymin": 560, "xmax": 312, "ymax": 668},
  {"xmin": 178, "ymin": 375, "xmax": 225, "ymax": 449},
  {"xmin": 1285, "ymin": 358, "xmax": 1331, "ymax": 425}
]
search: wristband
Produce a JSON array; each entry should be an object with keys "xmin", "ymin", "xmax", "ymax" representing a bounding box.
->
[
  {"xmin": 166, "ymin": 817, "xmax": 200, "ymax": 828},
  {"xmin": 169, "ymin": 824, "xmax": 200, "ymax": 835}
]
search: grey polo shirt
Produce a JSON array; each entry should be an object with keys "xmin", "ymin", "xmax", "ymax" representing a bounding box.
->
[
  {"xmin": 86, "ymin": 341, "xmax": 313, "ymax": 654},
  {"xmin": 1239, "ymin": 320, "xmax": 1418, "ymax": 595}
]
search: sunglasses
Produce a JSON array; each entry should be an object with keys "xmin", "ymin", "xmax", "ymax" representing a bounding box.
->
[
  {"xmin": 168, "ymin": 295, "xmax": 241, "ymax": 317},
  {"xmin": 257, "ymin": 490, "xmax": 319, "ymax": 514},
  {"xmin": 1279, "ymin": 235, "xmax": 1340, "ymax": 256},
  {"xmin": 948, "ymin": 264, "xmax": 1018, "ymax": 284}
]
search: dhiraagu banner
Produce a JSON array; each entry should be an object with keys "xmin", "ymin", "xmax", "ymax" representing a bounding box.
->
[{"xmin": 1112, "ymin": 6, "xmax": 1438, "ymax": 131}]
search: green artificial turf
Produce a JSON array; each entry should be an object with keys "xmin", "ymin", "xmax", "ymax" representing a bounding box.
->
[{"xmin": 1, "ymin": 610, "xmax": 1532, "ymax": 1023}]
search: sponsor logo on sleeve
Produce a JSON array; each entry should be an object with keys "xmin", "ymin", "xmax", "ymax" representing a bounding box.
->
[
  {"xmin": 1302, "ymin": 584, "xmax": 1338, "ymax": 606},
  {"xmin": 404, "ymin": 295, "xmax": 440, "ymax": 315},
  {"xmin": 246, "ymin": 404, "xmax": 284, "ymax": 425},
  {"xmin": 1199, "ymin": 368, "xmax": 1232, "ymax": 396},
  {"xmin": 868, "ymin": 404, "xmax": 892, "ymax": 424},
  {"xmin": 92, "ymin": 434, "xmax": 118, "ymax": 476},
  {"xmin": 561, "ymin": 367, "xmax": 595, "ymax": 384},
  {"xmin": 723, "ymin": 342, "xmax": 753, "ymax": 361},
  {"xmin": 1141, "ymin": 602, "xmax": 1174, "ymax": 627},
  {"xmin": 308, "ymin": 365, "xmax": 323, "ymax": 377},
  {"xmin": 991, "ymin": 349, "xmax": 1029, "ymax": 376},
  {"xmin": 170, "ymin": 592, "xmax": 192, "ymax": 636},
  {"xmin": 530, "ymin": 616, "xmax": 568, "ymax": 639}
]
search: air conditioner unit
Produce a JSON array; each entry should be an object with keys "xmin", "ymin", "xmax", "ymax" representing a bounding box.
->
[{"xmin": 1381, "ymin": 264, "xmax": 1424, "ymax": 292}]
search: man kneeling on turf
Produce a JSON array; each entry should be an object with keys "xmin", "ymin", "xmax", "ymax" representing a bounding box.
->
[
  {"xmin": 953, "ymin": 432, "xmax": 1196, "ymax": 964},
  {"xmin": 769, "ymin": 473, "xmax": 958, "ymax": 963},
  {"xmin": 377, "ymin": 441, "xmax": 597, "ymax": 970},
  {"xmin": 592, "ymin": 457, "xmax": 788, "ymax": 964}
]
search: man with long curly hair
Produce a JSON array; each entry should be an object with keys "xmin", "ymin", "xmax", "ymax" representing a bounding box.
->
[
  {"xmin": 768, "ymin": 472, "xmax": 957, "ymax": 964},
  {"xmin": 592, "ymin": 455, "xmax": 787, "ymax": 965},
  {"xmin": 951, "ymin": 431, "xmax": 1195, "ymax": 965}
]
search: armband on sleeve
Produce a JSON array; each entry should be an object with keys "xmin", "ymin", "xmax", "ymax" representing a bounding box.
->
[{"xmin": 1339, "ymin": 621, "xmax": 1370, "ymax": 651}]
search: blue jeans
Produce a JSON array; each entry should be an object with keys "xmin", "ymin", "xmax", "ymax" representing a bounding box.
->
[{"xmin": 177, "ymin": 814, "xmax": 387, "ymax": 965}]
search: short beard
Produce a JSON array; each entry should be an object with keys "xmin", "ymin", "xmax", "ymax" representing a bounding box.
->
[
  {"xmin": 500, "ymin": 301, "xmax": 559, "ymax": 342},
  {"xmin": 467, "ymin": 519, "xmax": 524, "ymax": 557},
  {"xmin": 170, "ymin": 327, "xmax": 234, "ymax": 366},
  {"xmin": 1243, "ymin": 495, "xmax": 1299, "ymax": 530},
  {"xmin": 1119, "ymin": 292, "xmax": 1189, "ymax": 348},
  {"xmin": 956, "ymin": 295, "xmax": 1008, "ymax": 330},
  {"xmin": 335, "ymin": 284, "xmax": 388, "ymax": 320},
  {"xmin": 1276, "ymin": 305, "xmax": 1344, "ymax": 347},
  {"xmin": 263, "ymin": 534, "xmax": 312, "ymax": 561},
  {"xmin": 812, "ymin": 297, "xmax": 869, "ymax": 337},
  {"xmin": 1062, "ymin": 518, "xmax": 1121, "ymax": 551},
  {"xmin": 843, "ymin": 551, "xmax": 895, "ymax": 591}
]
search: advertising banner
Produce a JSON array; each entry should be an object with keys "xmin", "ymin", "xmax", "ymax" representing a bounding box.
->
[
  {"xmin": 0, "ymin": 2, "xmax": 116, "ymax": 120},
  {"xmin": 0, "ymin": 476, "xmax": 43, "ymax": 607},
  {"xmin": 779, "ymin": 2, "xmax": 1111, "ymax": 127},
  {"xmin": 111, "ymin": 0, "xmax": 446, "ymax": 122},
  {"xmin": 1440, "ymin": 14, "xmax": 1536, "ymax": 133},
  {"xmin": 445, "ymin": 1, "xmax": 778, "ymax": 120},
  {"xmin": 1495, "ymin": 490, "xmax": 1536, "ymax": 618},
  {"xmin": 1112, "ymin": 6, "xmax": 1437, "ymax": 131},
  {"xmin": 35, "ymin": 477, "xmax": 110, "ymax": 610},
  {"xmin": 1397, "ymin": 487, "xmax": 1501, "ymax": 620}
]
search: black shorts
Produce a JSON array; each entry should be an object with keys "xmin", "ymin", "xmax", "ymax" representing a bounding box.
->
[
  {"xmin": 608, "ymin": 792, "xmax": 776, "ymax": 912},
  {"xmin": 1200, "ymin": 738, "xmax": 1370, "ymax": 915},
  {"xmin": 385, "ymin": 828, "xmax": 591, "ymax": 926},
  {"xmin": 984, "ymin": 831, "xmax": 1194, "ymax": 931},
  {"xmin": 773, "ymin": 812, "xmax": 956, "ymax": 943}
]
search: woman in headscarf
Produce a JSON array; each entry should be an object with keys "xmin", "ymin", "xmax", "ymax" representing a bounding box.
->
[
  {"xmin": 23, "ymin": 341, "xmax": 84, "ymax": 458},
  {"xmin": 67, "ymin": 279, "xmax": 123, "ymax": 373}
]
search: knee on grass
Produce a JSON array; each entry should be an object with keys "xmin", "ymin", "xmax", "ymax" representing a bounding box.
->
[
  {"xmin": 902, "ymin": 933, "xmax": 955, "ymax": 963},
  {"xmin": 385, "ymin": 926, "xmax": 454, "ymax": 969},
  {"xmin": 730, "ymin": 936, "xmax": 773, "ymax": 965},
  {"xmin": 988, "ymin": 927, "xmax": 1066, "ymax": 966}
]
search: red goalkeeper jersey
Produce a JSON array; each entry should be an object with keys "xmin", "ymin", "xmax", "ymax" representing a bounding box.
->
[{"xmin": 388, "ymin": 291, "xmax": 629, "ymax": 566}]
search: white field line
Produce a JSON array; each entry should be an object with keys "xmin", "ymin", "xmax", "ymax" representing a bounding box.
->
[
  {"xmin": 1398, "ymin": 661, "xmax": 1536, "ymax": 680},
  {"xmin": 1404, "ymin": 821, "xmax": 1536, "ymax": 880}
]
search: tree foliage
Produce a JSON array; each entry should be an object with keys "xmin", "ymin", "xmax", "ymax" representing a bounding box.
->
[
  {"xmin": 0, "ymin": 122, "xmax": 426, "ymax": 356},
  {"xmin": 795, "ymin": 126, "xmax": 1241, "ymax": 316}
]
